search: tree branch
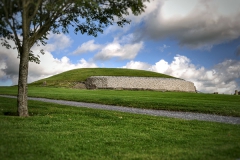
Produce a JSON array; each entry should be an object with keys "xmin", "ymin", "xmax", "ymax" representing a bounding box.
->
[
  {"xmin": 28, "ymin": 1, "xmax": 74, "ymax": 47},
  {"xmin": 3, "ymin": 0, "xmax": 22, "ymax": 53},
  {"xmin": 28, "ymin": 0, "xmax": 42, "ymax": 22}
]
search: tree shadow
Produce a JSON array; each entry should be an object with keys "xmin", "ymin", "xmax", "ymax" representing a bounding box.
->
[
  {"xmin": 3, "ymin": 111, "xmax": 39, "ymax": 117},
  {"xmin": 3, "ymin": 111, "xmax": 18, "ymax": 116}
]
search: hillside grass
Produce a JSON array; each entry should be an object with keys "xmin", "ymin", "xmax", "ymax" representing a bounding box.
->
[
  {"xmin": 1, "ymin": 86, "xmax": 240, "ymax": 117},
  {"xmin": 1, "ymin": 96, "xmax": 240, "ymax": 160},
  {"xmin": 30, "ymin": 68, "xmax": 176, "ymax": 87}
]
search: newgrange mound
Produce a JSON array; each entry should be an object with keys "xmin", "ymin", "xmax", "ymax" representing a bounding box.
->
[{"xmin": 31, "ymin": 68, "xmax": 196, "ymax": 92}]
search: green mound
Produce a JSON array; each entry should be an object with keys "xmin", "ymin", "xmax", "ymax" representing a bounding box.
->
[{"xmin": 30, "ymin": 68, "xmax": 176, "ymax": 88}]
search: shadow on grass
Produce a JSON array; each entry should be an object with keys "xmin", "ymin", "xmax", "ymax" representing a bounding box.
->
[
  {"xmin": 3, "ymin": 111, "xmax": 41, "ymax": 117},
  {"xmin": 3, "ymin": 111, "xmax": 18, "ymax": 116}
]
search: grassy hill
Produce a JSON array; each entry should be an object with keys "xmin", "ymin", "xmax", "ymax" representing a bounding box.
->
[{"xmin": 30, "ymin": 68, "xmax": 177, "ymax": 87}]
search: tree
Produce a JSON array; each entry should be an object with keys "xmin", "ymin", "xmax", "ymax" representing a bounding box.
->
[{"xmin": 0, "ymin": 0, "xmax": 148, "ymax": 116}]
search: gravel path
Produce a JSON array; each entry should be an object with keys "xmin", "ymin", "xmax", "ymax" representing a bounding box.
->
[{"xmin": 1, "ymin": 95, "xmax": 240, "ymax": 125}]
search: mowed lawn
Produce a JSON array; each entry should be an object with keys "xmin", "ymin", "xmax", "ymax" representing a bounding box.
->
[
  {"xmin": 0, "ymin": 96, "xmax": 240, "ymax": 160},
  {"xmin": 1, "ymin": 86, "xmax": 240, "ymax": 117}
]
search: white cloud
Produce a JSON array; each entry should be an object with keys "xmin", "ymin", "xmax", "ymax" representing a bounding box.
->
[
  {"xmin": 0, "ymin": 45, "xmax": 98, "ymax": 85},
  {"xmin": 104, "ymin": 23, "xmax": 132, "ymax": 35},
  {"xmin": 123, "ymin": 61, "xmax": 151, "ymax": 70},
  {"xmin": 131, "ymin": 0, "xmax": 240, "ymax": 49},
  {"xmin": 33, "ymin": 33, "xmax": 72, "ymax": 52},
  {"xmin": 0, "ymin": 31, "xmax": 144, "ymax": 85},
  {"xmin": 103, "ymin": 0, "xmax": 240, "ymax": 49},
  {"xmin": 28, "ymin": 50, "xmax": 97, "ymax": 83},
  {"xmin": 94, "ymin": 39, "xmax": 143, "ymax": 61},
  {"xmin": 104, "ymin": 0, "xmax": 163, "ymax": 35},
  {"xmin": 128, "ymin": 0, "xmax": 164, "ymax": 24},
  {"xmin": 159, "ymin": 44, "xmax": 170, "ymax": 52},
  {"xmin": 123, "ymin": 55, "xmax": 240, "ymax": 94},
  {"xmin": 72, "ymin": 40, "xmax": 102, "ymax": 55},
  {"xmin": 0, "ymin": 32, "xmax": 99, "ymax": 86},
  {"xmin": 0, "ymin": 43, "xmax": 20, "ymax": 85}
]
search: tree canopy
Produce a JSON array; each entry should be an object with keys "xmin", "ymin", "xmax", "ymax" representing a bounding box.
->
[
  {"xmin": 1, "ymin": 0, "xmax": 147, "ymax": 63},
  {"xmin": 0, "ymin": 0, "xmax": 148, "ymax": 116}
]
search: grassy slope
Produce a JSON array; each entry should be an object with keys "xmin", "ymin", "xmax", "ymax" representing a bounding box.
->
[
  {"xmin": 1, "ymin": 86, "xmax": 240, "ymax": 117},
  {"xmin": 1, "ymin": 96, "xmax": 240, "ymax": 160},
  {"xmin": 30, "ymin": 68, "xmax": 176, "ymax": 87}
]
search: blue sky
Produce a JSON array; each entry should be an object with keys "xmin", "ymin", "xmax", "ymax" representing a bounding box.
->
[{"xmin": 1, "ymin": 0, "xmax": 240, "ymax": 94}]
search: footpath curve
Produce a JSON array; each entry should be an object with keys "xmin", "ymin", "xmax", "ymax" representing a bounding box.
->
[{"xmin": 1, "ymin": 95, "xmax": 240, "ymax": 125}]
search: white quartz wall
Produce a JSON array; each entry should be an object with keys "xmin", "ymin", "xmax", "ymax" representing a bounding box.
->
[{"xmin": 86, "ymin": 76, "xmax": 196, "ymax": 92}]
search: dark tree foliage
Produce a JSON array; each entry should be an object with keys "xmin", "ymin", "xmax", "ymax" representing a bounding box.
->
[{"xmin": 0, "ymin": 0, "xmax": 148, "ymax": 116}]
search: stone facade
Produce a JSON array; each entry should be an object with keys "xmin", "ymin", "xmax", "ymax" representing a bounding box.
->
[
  {"xmin": 235, "ymin": 90, "xmax": 239, "ymax": 95},
  {"xmin": 86, "ymin": 76, "xmax": 196, "ymax": 92}
]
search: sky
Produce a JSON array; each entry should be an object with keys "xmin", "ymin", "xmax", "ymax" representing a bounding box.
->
[{"xmin": 1, "ymin": 0, "xmax": 240, "ymax": 94}]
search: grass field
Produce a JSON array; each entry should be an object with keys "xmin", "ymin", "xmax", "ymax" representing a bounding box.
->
[
  {"xmin": 1, "ymin": 68, "xmax": 240, "ymax": 159},
  {"xmin": 1, "ymin": 96, "xmax": 240, "ymax": 160},
  {"xmin": 1, "ymin": 86, "xmax": 240, "ymax": 117}
]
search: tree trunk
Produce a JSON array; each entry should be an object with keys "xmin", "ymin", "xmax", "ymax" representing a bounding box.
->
[
  {"xmin": 17, "ymin": 0, "xmax": 30, "ymax": 117},
  {"xmin": 17, "ymin": 49, "xmax": 29, "ymax": 117}
]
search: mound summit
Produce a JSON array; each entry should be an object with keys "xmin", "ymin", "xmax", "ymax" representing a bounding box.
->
[{"xmin": 31, "ymin": 68, "xmax": 196, "ymax": 92}]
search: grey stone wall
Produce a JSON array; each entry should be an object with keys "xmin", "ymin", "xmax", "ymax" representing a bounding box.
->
[{"xmin": 86, "ymin": 76, "xmax": 196, "ymax": 92}]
